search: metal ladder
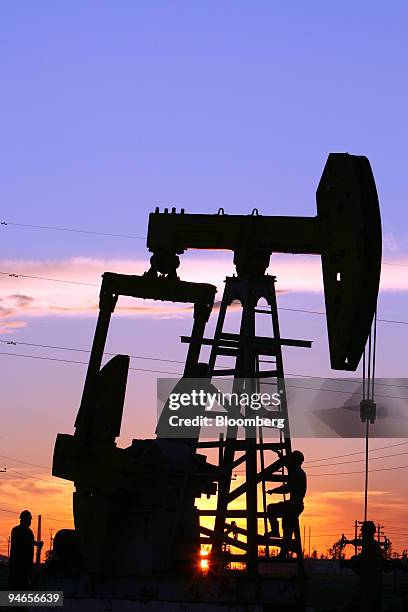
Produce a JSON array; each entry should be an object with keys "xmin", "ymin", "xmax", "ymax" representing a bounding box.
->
[{"xmin": 194, "ymin": 275, "xmax": 311, "ymax": 576}]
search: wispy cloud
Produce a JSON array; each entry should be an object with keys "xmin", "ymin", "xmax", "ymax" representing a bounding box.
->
[
  {"xmin": 0, "ymin": 254, "xmax": 407, "ymax": 333},
  {"xmin": 383, "ymin": 232, "xmax": 408, "ymax": 254}
]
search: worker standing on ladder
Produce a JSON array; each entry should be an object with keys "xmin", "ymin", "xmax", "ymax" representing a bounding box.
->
[{"xmin": 266, "ymin": 450, "xmax": 307, "ymax": 559}]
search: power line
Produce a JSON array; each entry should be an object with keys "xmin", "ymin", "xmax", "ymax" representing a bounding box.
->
[
  {"xmin": 4, "ymin": 443, "xmax": 408, "ymax": 499},
  {"xmin": 0, "ymin": 339, "xmax": 185, "ymax": 365},
  {"xmin": 2, "ymin": 350, "xmax": 408, "ymax": 400},
  {"xmin": 286, "ymin": 383, "xmax": 408, "ymax": 400},
  {"xmin": 0, "ymin": 454, "xmax": 48, "ymax": 470},
  {"xmin": 286, "ymin": 374, "xmax": 408, "ymax": 391},
  {"xmin": 0, "ymin": 221, "xmax": 144, "ymax": 240},
  {"xmin": 2, "ymin": 268, "xmax": 408, "ymax": 326},
  {"xmin": 235, "ymin": 445, "xmax": 408, "ymax": 476},
  {"xmin": 301, "ymin": 252, "xmax": 408, "ymax": 269},
  {"xmin": 0, "ymin": 507, "xmax": 25, "ymax": 516},
  {"xmin": 1, "ymin": 340, "xmax": 408, "ymax": 405},
  {"xmin": 1, "ymin": 219, "xmax": 407, "ymax": 269},
  {"xmin": 279, "ymin": 307, "xmax": 325, "ymax": 315},
  {"xmin": 304, "ymin": 449, "xmax": 408, "ymax": 469},
  {"xmin": 278, "ymin": 306, "xmax": 408, "ymax": 326},
  {"xmin": 303, "ymin": 533, "xmax": 350, "ymax": 537},
  {"xmin": 308, "ymin": 463, "xmax": 408, "ymax": 476},
  {"xmin": 0, "ymin": 271, "xmax": 98, "ymax": 287},
  {"xmin": 265, "ymin": 380, "xmax": 407, "ymax": 400},
  {"xmin": 1, "ymin": 339, "xmax": 407, "ymax": 391},
  {"xmin": 304, "ymin": 441, "xmax": 408, "ymax": 465},
  {"xmin": 0, "ymin": 499, "xmax": 71, "ymax": 520},
  {"xmin": 6, "ymin": 469, "xmax": 72, "ymax": 487},
  {"xmin": 0, "ymin": 507, "xmax": 72, "ymax": 524},
  {"xmin": 0, "ymin": 351, "xmax": 181, "ymax": 375}
]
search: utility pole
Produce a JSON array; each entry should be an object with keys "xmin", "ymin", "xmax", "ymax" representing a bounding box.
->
[
  {"xmin": 308, "ymin": 526, "xmax": 311, "ymax": 558},
  {"xmin": 354, "ymin": 520, "xmax": 358, "ymax": 556},
  {"xmin": 303, "ymin": 525, "xmax": 306, "ymax": 557},
  {"xmin": 49, "ymin": 529, "xmax": 54, "ymax": 553},
  {"xmin": 35, "ymin": 515, "xmax": 42, "ymax": 566}
]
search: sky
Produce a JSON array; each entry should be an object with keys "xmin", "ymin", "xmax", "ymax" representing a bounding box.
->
[{"xmin": 1, "ymin": 1, "xmax": 408, "ymax": 558}]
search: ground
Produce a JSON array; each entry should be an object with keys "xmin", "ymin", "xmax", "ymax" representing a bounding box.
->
[{"xmin": 1, "ymin": 563, "xmax": 408, "ymax": 610}]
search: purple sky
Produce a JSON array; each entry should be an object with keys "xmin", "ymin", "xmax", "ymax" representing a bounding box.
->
[{"xmin": 1, "ymin": 1, "xmax": 408, "ymax": 261}]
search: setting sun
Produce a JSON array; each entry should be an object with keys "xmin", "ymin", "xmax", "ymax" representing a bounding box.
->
[{"xmin": 200, "ymin": 549, "xmax": 210, "ymax": 572}]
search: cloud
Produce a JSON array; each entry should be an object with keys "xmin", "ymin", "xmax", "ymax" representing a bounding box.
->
[
  {"xmin": 7, "ymin": 294, "xmax": 35, "ymax": 309},
  {"xmin": 0, "ymin": 320, "xmax": 28, "ymax": 334},
  {"xmin": 0, "ymin": 254, "xmax": 407, "ymax": 333},
  {"xmin": 0, "ymin": 306, "xmax": 15, "ymax": 317},
  {"xmin": 315, "ymin": 489, "xmax": 386, "ymax": 500},
  {"xmin": 383, "ymin": 232, "xmax": 407, "ymax": 254}
]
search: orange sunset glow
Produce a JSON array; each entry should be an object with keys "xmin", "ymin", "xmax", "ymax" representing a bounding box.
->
[{"xmin": 2, "ymin": 434, "xmax": 408, "ymax": 560}]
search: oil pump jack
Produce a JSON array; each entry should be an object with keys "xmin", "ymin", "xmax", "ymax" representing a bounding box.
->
[{"xmin": 52, "ymin": 154, "xmax": 381, "ymax": 597}]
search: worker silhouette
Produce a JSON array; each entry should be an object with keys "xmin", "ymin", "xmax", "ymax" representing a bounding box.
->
[
  {"xmin": 266, "ymin": 450, "xmax": 306, "ymax": 559},
  {"xmin": 347, "ymin": 521, "xmax": 383, "ymax": 612},
  {"xmin": 9, "ymin": 510, "xmax": 43, "ymax": 590},
  {"xmin": 225, "ymin": 520, "xmax": 239, "ymax": 540}
]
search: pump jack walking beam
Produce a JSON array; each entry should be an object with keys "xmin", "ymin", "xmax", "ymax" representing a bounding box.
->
[{"xmin": 146, "ymin": 154, "xmax": 382, "ymax": 371}]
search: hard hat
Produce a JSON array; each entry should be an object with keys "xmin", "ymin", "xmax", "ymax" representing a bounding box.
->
[
  {"xmin": 290, "ymin": 450, "xmax": 305, "ymax": 464},
  {"xmin": 362, "ymin": 521, "xmax": 376, "ymax": 535}
]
